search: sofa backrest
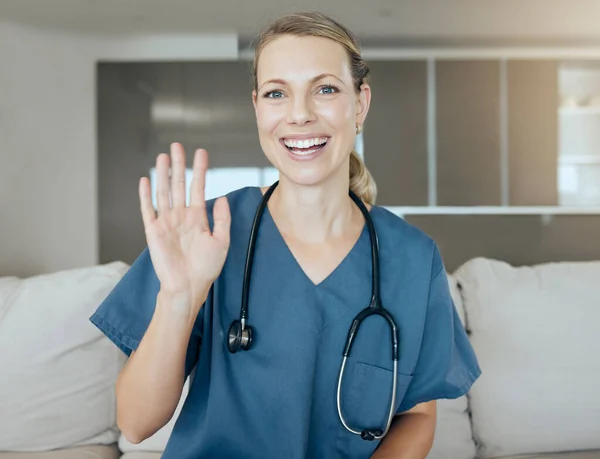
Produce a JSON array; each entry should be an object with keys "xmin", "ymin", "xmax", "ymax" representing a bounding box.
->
[
  {"xmin": 0, "ymin": 262, "xmax": 129, "ymax": 452},
  {"xmin": 455, "ymin": 257, "xmax": 600, "ymax": 458},
  {"xmin": 5, "ymin": 257, "xmax": 597, "ymax": 458}
]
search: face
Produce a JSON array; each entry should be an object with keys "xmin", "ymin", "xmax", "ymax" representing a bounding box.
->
[{"xmin": 252, "ymin": 34, "xmax": 370, "ymax": 188}]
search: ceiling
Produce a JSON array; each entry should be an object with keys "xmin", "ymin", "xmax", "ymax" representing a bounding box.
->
[{"xmin": 2, "ymin": 0, "xmax": 600, "ymax": 44}]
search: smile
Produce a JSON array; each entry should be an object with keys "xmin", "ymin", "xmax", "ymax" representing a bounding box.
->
[{"xmin": 281, "ymin": 137, "xmax": 329, "ymax": 156}]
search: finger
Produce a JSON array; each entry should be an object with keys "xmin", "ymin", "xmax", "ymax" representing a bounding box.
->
[
  {"xmin": 189, "ymin": 149, "xmax": 210, "ymax": 228},
  {"xmin": 170, "ymin": 142, "xmax": 187, "ymax": 208},
  {"xmin": 212, "ymin": 196, "xmax": 231, "ymax": 247},
  {"xmin": 139, "ymin": 177, "xmax": 156, "ymax": 228},
  {"xmin": 156, "ymin": 153, "xmax": 171, "ymax": 215},
  {"xmin": 189, "ymin": 149, "xmax": 208, "ymax": 207}
]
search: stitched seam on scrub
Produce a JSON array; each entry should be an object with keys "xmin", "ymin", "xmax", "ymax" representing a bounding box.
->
[{"xmin": 90, "ymin": 312, "xmax": 141, "ymax": 355}]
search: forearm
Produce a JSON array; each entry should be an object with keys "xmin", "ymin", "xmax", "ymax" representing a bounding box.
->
[
  {"xmin": 115, "ymin": 289, "xmax": 206, "ymax": 444},
  {"xmin": 371, "ymin": 412, "xmax": 436, "ymax": 459}
]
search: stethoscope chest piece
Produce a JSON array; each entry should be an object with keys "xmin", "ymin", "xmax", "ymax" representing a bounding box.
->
[
  {"xmin": 361, "ymin": 429, "xmax": 383, "ymax": 441},
  {"xmin": 228, "ymin": 319, "xmax": 253, "ymax": 353}
]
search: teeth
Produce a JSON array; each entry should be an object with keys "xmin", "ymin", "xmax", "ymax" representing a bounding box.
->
[
  {"xmin": 283, "ymin": 137, "xmax": 328, "ymax": 149},
  {"xmin": 291, "ymin": 147, "xmax": 321, "ymax": 156}
]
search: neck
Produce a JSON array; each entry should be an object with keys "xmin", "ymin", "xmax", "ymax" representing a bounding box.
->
[{"xmin": 266, "ymin": 175, "xmax": 358, "ymax": 244}]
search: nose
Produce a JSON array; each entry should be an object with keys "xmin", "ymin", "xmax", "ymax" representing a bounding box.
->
[{"xmin": 286, "ymin": 93, "xmax": 316, "ymax": 126}]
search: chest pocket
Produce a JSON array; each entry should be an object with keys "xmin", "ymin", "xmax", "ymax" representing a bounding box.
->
[{"xmin": 335, "ymin": 360, "xmax": 414, "ymax": 458}]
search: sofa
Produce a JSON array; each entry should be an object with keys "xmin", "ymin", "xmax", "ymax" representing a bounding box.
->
[{"xmin": 0, "ymin": 257, "xmax": 599, "ymax": 459}]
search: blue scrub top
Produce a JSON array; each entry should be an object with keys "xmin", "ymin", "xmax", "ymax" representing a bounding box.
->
[{"xmin": 90, "ymin": 186, "xmax": 481, "ymax": 459}]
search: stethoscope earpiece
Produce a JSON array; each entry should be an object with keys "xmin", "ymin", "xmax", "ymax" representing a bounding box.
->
[{"xmin": 227, "ymin": 319, "xmax": 253, "ymax": 353}]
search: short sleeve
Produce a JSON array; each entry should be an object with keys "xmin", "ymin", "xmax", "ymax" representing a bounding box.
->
[
  {"xmin": 89, "ymin": 247, "xmax": 205, "ymax": 379},
  {"xmin": 397, "ymin": 244, "xmax": 481, "ymax": 413}
]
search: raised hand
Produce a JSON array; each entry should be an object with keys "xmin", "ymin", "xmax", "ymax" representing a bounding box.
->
[{"xmin": 138, "ymin": 143, "xmax": 231, "ymax": 309}]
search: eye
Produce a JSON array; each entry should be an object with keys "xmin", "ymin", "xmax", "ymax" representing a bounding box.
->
[
  {"xmin": 319, "ymin": 84, "xmax": 340, "ymax": 95},
  {"xmin": 264, "ymin": 89, "xmax": 284, "ymax": 99}
]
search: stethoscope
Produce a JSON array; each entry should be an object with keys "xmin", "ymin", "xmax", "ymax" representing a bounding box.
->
[{"xmin": 227, "ymin": 180, "xmax": 400, "ymax": 442}]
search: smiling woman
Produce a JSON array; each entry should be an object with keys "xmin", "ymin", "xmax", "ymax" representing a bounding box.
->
[
  {"xmin": 251, "ymin": 14, "xmax": 376, "ymax": 205},
  {"xmin": 89, "ymin": 10, "xmax": 481, "ymax": 459}
]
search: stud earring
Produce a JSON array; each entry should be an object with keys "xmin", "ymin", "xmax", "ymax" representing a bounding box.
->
[{"xmin": 356, "ymin": 123, "xmax": 362, "ymax": 135}]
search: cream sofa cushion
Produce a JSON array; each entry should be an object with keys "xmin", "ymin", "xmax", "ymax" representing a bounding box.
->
[
  {"xmin": 455, "ymin": 258, "xmax": 600, "ymax": 458},
  {"xmin": 0, "ymin": 445, "xmax": 120, "ymax": 459},
  {"xmin": 427, "ymin": 273, "xmax": 477, "ymax": 459},
  {"xmin": 503, "ymin": 451, "xmax": 600, "ymax": 459},
  {"xmin": 120, "ymin": 453, "xmax": 162, "ymax": 459},
  {"xmin": 0, "ymin": 262, "xmax": 128, "ymax": 451}
]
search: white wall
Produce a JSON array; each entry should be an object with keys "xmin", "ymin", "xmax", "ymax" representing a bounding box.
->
[{"xmin": 0, "ymin": 21, "xmax": 237, "ymax": 277}]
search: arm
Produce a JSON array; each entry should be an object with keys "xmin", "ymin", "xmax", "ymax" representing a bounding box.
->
[
  {"xmin": 371, "ymin": 401, "xmax": 437, "ymax": 459},
  {"xmin": 115, "ymin": 288, "xmax": 207, "ymax": 444},
  {"xmin": 92, "ymin": 145, "xmax": 229, "ymax": 444}
]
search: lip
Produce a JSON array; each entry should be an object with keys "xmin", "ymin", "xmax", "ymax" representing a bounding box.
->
[
  {"xmin": 280, "ymin": 137, "xmax": 329, "ymax": 162},
  {"xmin": 280, "ymin": 134, "xmax": 330, "ymax": 141}
]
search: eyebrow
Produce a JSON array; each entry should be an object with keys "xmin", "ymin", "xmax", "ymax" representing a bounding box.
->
[{"xmin": 258, "ymin": 73, "xmax": 344, "ymax": 91}]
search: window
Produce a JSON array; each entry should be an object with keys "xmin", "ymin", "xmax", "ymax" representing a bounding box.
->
[
  {"xmin": 149, "ymin": 167, "xmax": 279, "ymax": 209},
  {"xmin": 558, "ymin": 61, "xmax": 600, "ymax": 206}
]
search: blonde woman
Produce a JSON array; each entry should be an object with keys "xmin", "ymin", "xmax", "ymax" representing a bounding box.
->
[{"xmin": 91, "ymin": 11, "xmax": 481, "ymax": 459}]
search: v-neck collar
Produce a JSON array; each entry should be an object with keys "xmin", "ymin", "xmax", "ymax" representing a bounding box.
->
[{"xmin": 253, "ymin": 186, "xmax": 372, "ymax": 288}]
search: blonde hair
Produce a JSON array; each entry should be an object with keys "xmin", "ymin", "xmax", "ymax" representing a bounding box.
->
[{"xmin": 251, "ymin": 11, "xmax": 377, "ymax": 205}]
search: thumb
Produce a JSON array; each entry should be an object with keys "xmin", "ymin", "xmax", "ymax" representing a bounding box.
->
[{"xmin": 212, "ymin": 196, "xmax": 231, "ymax": 246}]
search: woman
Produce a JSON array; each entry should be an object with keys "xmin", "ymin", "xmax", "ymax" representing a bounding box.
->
[{"xmin": 90, "ymin": 11, "xmax": 481, "ymax": 459}]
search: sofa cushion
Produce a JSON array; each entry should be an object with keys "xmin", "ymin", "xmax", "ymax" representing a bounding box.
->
[
  {"xmin": 120, "ymin": 453, "xmax": 162, "ymax": 459},
  {"xmin": 427, "ymin": 273, "xmax": 477, "ymax": 459},
  {"xmin": 0, "ymin": 262, "xmax": 129, "ymax": 451},
  {"xmin": 455, "ymin": 258, "xmax": 600, "ymax": 458},
  {"xmin": 0, "ymin": 445, "xmax": 120, "ymax": 459},
  {"xmin": 500, "ymin": 451, "xmax": 600, "ymax": 459}
]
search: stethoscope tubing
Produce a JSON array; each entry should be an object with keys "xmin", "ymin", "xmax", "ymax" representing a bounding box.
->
[{"xmin": 337, "ymin": 357, "xmax": 398, "ymax": 440}]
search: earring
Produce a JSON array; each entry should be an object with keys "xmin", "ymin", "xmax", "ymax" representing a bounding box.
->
[{"xmin": 356, "ymin": 123, "xmax": 362, "ymax": 135}]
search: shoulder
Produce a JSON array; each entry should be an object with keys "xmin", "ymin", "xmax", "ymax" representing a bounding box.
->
[
  {"xmin": 371, "ymin": 205, "xmax": 443, "ymax": 278},
  {"xmin": 205, "ymin": 185, "xmax": 259, "ymax": 209},
  {"xmin": 204, "ymin": 186, "xmax": 260, "ymax": 227},
  {"xmin": 224, "ymin": 186, "xmax": 261, "ymax": 207}
]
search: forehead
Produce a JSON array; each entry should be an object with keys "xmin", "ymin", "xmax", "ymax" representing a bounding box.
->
[{"xmin": 256, "ymin": 35, "xmax": 351, "ymax": 85}]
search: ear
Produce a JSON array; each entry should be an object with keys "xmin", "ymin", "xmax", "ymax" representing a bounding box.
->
[
  {"xmin": 355, "ymin": 83, "xmax": 371, "ymax": 127},
  {"xmin": 252, "ymin": 90, "xmax": 258, "ymax": 111}
]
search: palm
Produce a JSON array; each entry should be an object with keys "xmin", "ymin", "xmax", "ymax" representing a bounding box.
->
[
  {"xmin": 139, "ymin": 144, "xmax": 231, "ymax": 301},
  {"xmin": 145, "ymin": 206, "xmax": 228, "ymax": 293}
]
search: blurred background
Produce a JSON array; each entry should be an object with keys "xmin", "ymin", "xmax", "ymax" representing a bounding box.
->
[{"xmin": 2, "ymin": 0, "xmax": 600, "ymax": 276}]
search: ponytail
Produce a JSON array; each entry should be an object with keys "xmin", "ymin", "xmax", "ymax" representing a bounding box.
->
[{"xmin": 349, "ymin": 150, "xmax": 377, "ymax": 205}]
